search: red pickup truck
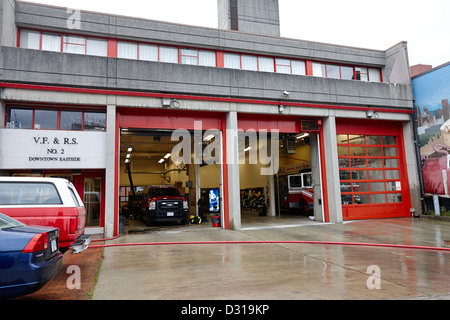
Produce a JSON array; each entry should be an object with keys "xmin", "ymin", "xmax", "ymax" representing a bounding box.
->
[{"xmin": 0, "ymin": 177, "xmax": 90, "ymax": 253}]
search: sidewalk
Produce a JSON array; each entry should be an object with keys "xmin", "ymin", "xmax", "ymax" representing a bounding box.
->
[
  {"xmin": 10, "ymin": 216, "xmax": 450, "ymax": 300},
  {"xmin": 92, "ymin": 217, "xmax": 450, "ymax": 300},
  {"xmin": 12, "ymin": 242, "xmax": 104, "ymax": 300}
]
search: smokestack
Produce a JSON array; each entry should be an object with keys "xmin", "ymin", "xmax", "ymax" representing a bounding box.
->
[{"xmin": 217, "ymin": 0, "xmax": 280, "ymax": 37}]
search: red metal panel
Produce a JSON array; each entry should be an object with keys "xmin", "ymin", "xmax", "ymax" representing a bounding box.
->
[
  {"xmin": 119, "ymin": 108, "xmax": 222, "ymax": 130},
  {"xmin": 336, "ymin": 119, "xmax": 401, "ymax": 136},
  {"xmin": 107, "ymin": 39, "xmax": 117, "ymax": 58},
  {"xmin": 237, "ymin": 114, "xmax": 300, "ymax": 133}
]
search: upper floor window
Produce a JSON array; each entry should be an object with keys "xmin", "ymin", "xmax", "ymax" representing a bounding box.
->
[
  {"xmin": 5, "ymin": 106, "xmax": 106, "ymax": 131},
  {"xmin": 275, "ymin": 58, "xmax": 306, "ymax": 75},
  {"xmin": 180, "ymin": 48, "xmax": 216, "ymax": 67},
  {"xmin": 313, "ymin": 62, "xmax": 381, "ymax": 82},
  {"xmin": 18, "ymin": 28, "xmax": 383, "ymax": 83},
  {"xmin": 224, "ymin": 53, "xmax": 276, "ymax": 73},
  {"xmin": 117, "ymin": 41, "xmax": 216, "ymax": 67},
  {"xmin": 19, "ymin": 29, "xmax": 107, "ymax": 57},
  {"xmin": 224, "ymin": 53, "xmax": 307, "ymax": 76}
]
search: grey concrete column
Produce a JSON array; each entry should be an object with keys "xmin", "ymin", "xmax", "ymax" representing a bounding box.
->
[
  {"xmin": 268, "ymin": 174, "xmax": 276, "ymax": 217},
  {"xmin": 402, "ymin": 120, "xmax": 422, "ymax": 214},
  {"xmin": 310, "ymin": 133, "xmax": 324, "ymax": 222},
  {"xmin": 0, "ymin": 100, "xmax": 5, "ymax": 129},
  {"xmin": 226, "ymin": 111, "xmax": 241, "ymax": 230},
  {"xmin": 322, "ymin": 116, "xmax": 343, "ymax": 223},
  {"xmin": 104, "ymin": 104, "xmax": 116, "ymax": 237}
]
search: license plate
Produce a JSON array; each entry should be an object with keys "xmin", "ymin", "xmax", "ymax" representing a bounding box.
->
[
  {"xmin": 167, "ymin": 212, "xmax": 174, "ymax": 216},
  {"xmin": 51, "ymin": 239, "xmax": 57, "ymax": 252}
]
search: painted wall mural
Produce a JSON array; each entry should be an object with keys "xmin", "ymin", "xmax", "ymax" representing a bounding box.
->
[{"xmin": 412, "ymin": 63, "xmax": 450, "ymax": 196}]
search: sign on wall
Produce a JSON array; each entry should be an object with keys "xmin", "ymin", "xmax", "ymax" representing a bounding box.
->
[{"xmin": 0, "ymin": 129, "xmax": 106, "ymax": 169}]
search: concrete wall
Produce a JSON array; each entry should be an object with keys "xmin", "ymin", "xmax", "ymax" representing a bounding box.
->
[
  {"xmin": 0, "ymin": 46, "xmax": 413, "ymax": 109},
  {"xmin": 0, "ymin": 0, "xmax": 16, "ymax": 47},
  {"xmin": 0, "ymin": 1, "xmax": 412, "ymax": 110}
]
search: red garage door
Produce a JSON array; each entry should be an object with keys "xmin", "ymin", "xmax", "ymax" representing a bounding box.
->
[{"xmin": 337, "ymin": 119, "xmax": 411, "ymax": 220}]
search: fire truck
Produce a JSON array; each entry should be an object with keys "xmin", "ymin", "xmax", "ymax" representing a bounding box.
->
[{"xmin": 277, "ymin": 171, "xmax": 314, "ymax": 214}]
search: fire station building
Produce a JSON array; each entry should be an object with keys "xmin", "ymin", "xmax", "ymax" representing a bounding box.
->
[{"xmin": 0, "ymin": 0, "xmax": 421, "ymax": 237}]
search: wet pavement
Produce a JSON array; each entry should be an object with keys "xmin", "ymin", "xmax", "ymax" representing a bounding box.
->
[{"xmin": 91, "ymin": 216, "xmax": 450, "ymax": 300}]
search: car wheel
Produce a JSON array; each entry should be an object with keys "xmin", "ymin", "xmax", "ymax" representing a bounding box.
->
[{"xmin": 299, "ymin": 199, "xmax": 309, "ymax": 215}]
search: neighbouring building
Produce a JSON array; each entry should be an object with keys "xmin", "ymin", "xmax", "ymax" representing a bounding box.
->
[{"xmin": 412, "ymin": 62, "xmax": 450, "ymax": 213}]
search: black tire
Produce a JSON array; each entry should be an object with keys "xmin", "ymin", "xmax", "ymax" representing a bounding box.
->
[{"xmin": 299, "ymin": 199, "xmax": 309, "ymax": 215}]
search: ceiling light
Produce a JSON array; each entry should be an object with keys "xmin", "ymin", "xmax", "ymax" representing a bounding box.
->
[
  {"xmin": 125, "ymin": 159, "xmax": 130, "ymax": 163},
  {"xmin": 244, "ymin": 146, "xmax": 252, "ymax": 152},
  {"xmin": 164, "ymin": 153, "xmax": 171, "ymax": 159},
  {"xmin": 126, "ymin": 153, "xmax": 131, "ymax": 159},
  {"xmin": 296, "ymin": 133, "xmax": 310, "ymax": 140},
  {"xmin": 203, "ymin": 134, "xmax": 215, "ymax": 142},
  {"xmin": 127, "ymin": 147, "xmax": 133, "ymax": 152},
  {"xmin": 158, "ymin": 159, "xmax": 165, "ymax": 163}
]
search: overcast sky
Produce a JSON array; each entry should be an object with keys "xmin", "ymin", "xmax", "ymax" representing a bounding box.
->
[{"xmin": 22, "ymin": 0, "xmax": 450, "ymax": 67}]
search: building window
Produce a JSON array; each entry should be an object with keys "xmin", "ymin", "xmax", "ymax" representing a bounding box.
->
[
  {"xmin": 241, "ymin": 54, "xmax": 258, "ymax": 71},
  {"xmin": 63, "ymin": 35, "xmax": 86, "ymax": 54},
  {"xmin": 368, "ymin": 68, "xmax": 381, "ymax": 82},
  {"xmin": 34, "ymin": 109, "xmax": 58, "ymax": 129},
  {"xmin": 224, "ymin": 53, "xmax": 241, "ymax": 69},
  {"xmin": 275, "ymin": 58, "xmax": 306, "ymax": 75},
  {"xmin": 180, "ymin": 48, "xmax": 198, "ymax": 65},
  {"xmin": 41, "ymin": 32, "xmax": 61, "ymax": 52},
  {"xmin": 18, "ymin": 28, "xmax": 385, "ymax": 82},
  {"xmin": 258, "ymin": 56, "xmax": 274, "ymax": 73},
  {"xmin": 313, "ymin": 62, "xmax": 381, "ymax": 82},
  {"xmin": 224, "ymin": 53, "xmax": 278, "ymax": 73},
  {"xmin": 198, "ymin": 50, "xmax": 216, "ymax": 67},
  {"xmin": 86, "ymin": 38, "xmax": 108, "ymax": 56},
  {"xmin": 60, "ymin": 110, "xmax": 83, "ymax": 130},
  {"xmin": 337, "ymin": 134, "xmax": 401, "ymax": 206},
  {"xmin": 159, "ymin": 46, "xmax": 178, "ymax": 63},
  {"xmin": 19, "ymin": 29, "xmax": 107, "ymax": 57},
  {"xmin": 340, "ymin": 66, "xmax": 354, "ymax": 80},
  {"xmin": 116, "ymin": 42, "xmax": 218, "ymax": 66},
  {"xmin": 118, "ymin": 41, "xmax": 138, "ymax": 59},
  {"xmin": 180, "ymin": 48, "xmax": 216, "ymax": 66},
  {"xmin": 6, "ymin": 107, "xmax": 33, "ymax": 129},
  {"xmin": 5, "ymin": 106, "xmax": 106, "ymax": 131},
  {"xmin": 326, "ymin": 64, "xmax": 341, "ymax": 79},
  {"xmin": 139, "ymin": 43, "xmax": 159, "ymax": 61},
  {"xmin": 19, "ymin": 29, "xmax": 40, "ymax": 50},
  {"xmin": 84, "ymin": 111, "xmax": 106, "ymax": 131}
]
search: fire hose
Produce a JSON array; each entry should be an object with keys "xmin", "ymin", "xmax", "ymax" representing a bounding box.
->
[{"xmin": 89, "ymin": 236, "xmax": 450, "ymax": 252}]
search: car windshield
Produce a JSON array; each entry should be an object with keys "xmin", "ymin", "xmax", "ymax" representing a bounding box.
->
[
  {"xmin": 148, "ymin": 188, "xmax": 181, "ymax": 197},
  {"xmin": 0, "ymin": 213, "xmax": 25, "ymax": 230}
]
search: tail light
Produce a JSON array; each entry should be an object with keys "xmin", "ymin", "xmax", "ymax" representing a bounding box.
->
[
  {"xmin": 70, "ymin": 217, "xmax": 79, "ymax": 234},
  {"xmin": 23, "ymin": 233, "xmax": 48, "ymax": 253}
]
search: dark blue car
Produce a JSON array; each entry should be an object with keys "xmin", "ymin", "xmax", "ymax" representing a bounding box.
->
[{"xmin": 0, "ymin": 212, "xmax": 63, "ymax": 299}]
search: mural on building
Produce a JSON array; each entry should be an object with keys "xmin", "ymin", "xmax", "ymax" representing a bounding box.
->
[{"xmin": 412, "ymin": 63, "xmax": 450, "ymax": 196}]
